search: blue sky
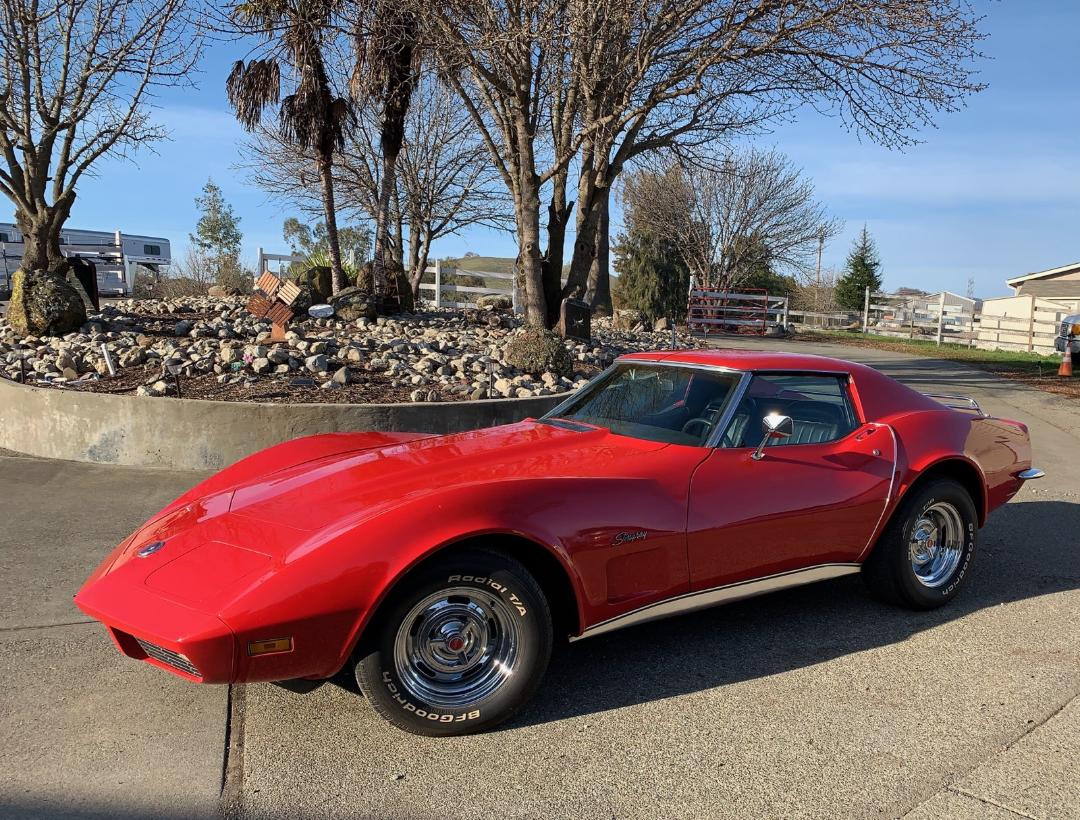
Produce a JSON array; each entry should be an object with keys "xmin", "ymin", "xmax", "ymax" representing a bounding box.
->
[{"xmin": 53, "ymin": 1, "xmax": 1080, "ymax": 298}]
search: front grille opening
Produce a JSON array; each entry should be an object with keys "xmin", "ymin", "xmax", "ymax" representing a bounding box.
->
[{"xmin": 134, "ymin": 637, "xmax": 200, "ymax": 678}]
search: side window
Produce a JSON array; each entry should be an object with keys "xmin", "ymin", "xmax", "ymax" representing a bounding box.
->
[
  {"xmin": 144, "ymin": 244, "xmax": 161, "ymax": 255},
  {"xmin": 720, "ymin": 373, "xmax": 859, "ymax": 448}
]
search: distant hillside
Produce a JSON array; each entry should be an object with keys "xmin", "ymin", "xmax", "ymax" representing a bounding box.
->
[{"xmin": 446, "ymin": 256, "xmax": 516, "ymax": 275}]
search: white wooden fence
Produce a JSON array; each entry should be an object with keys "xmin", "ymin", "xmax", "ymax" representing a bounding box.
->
[
  {"xmin": 417, "ymin": 259, "xmax": 521, "ymax": 312},
  {"xmin": 256, "ymin": 247, "xmax": 305, "ymax": 278},
  {"xmin": 862, "ymin": 291, "xmax": 978, "ymax": 346},
  {"xmin": 781, "ymin": 287, "xmax": 1075, "ymax": 355},
  {"xmin": 975, "ymin": 294, "xmax": 1079, "ymax": 355}
]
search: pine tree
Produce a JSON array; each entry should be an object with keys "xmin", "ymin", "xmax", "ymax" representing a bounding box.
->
[
  {"xmin": 191, "ymin": 179, "xmax": 243, "ymax": 289},
  {"xmin": 835, "ymin": 225, "xmax": 882, "ymax": 311},
  {"xmin": 612, "ymin": 227, "xmax": 690, "ymax": 325},
  {"xmin": 191, "ymin": 179, "xmax": 242, "ymax": 261}
]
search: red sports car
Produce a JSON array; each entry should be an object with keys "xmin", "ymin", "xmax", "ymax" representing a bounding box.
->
[{"xmin": 75, "ymin": 350, "xmax": 1043, "ymax": 735}]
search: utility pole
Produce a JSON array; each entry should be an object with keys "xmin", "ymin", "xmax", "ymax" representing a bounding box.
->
[{"xmin": 814, "ymin": 231, "xmax": 825, "ymax": 312}]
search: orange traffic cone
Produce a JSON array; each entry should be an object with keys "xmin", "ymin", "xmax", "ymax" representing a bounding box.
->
[{"xmin": 1060, "ymin": 349, "xmax": 1074, "ymax": 378}]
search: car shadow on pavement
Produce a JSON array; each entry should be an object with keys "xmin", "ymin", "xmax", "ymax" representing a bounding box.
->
[{"xmin": 509, "ymin": 499, "xmax": 1080, "ymax": 730}]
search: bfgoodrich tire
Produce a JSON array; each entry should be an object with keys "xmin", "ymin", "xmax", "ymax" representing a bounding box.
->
[
  {"xmin": 862, "ymin": 478, "xmax": 978, "ymax": 609},
  {"xmin": 355, "ymin": 548, "xmax": 552, "ymax": 736}
]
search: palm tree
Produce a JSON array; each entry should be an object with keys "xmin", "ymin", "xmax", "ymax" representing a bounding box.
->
[
  {"xmin": 227, "ymin": 0, "xmax": 352, "ymax": 295},
  {"xmin": 352, "ymin": 0, "xmax": 419, "ymax": 302}
]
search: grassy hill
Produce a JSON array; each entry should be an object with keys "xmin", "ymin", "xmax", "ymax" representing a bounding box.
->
[{"xmin": 446, "ymin": 256, "xmax": 516, "ymax": 275}]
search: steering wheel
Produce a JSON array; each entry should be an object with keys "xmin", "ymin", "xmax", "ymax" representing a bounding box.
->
[{"xmin": 681, "ymin": 417, "xmax": 713, "ymax": 439}]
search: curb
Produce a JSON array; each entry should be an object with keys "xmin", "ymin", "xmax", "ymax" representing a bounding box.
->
[{"xmin": 0, "ymin": 377, "xmax": 562, "ymax": 470}]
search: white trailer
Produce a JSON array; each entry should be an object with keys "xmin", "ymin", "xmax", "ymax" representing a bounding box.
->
[{"xmin": 0, "ymin": 222, "xmax": 171, "ymax": 296}]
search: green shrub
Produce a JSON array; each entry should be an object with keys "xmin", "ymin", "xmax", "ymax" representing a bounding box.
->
[{"xmin": 504, "ymin": 326, "xmax": 573, "ymax": 377}]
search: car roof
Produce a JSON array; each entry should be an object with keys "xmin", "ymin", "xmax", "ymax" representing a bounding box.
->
[
  {"xmin": 616, "ymin": 347, "xmax": 945, "ymax": 421},
  {"xmin": 618, "ymin": 348, "xmax": 856, "ymax": 372}
]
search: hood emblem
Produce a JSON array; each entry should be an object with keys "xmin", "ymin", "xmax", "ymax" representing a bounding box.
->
[
  {"xmin": 613, "ymin": 530, "xmax": 647, "ymax": 546},
  {"xmin": 136, "ymin": 540, "xmax": 166, "ymax": 558}
]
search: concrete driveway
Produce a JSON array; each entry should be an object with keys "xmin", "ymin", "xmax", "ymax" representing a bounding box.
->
[{"xmin": 1, "ymin": 337, "xmax": 1077, "ymax": 819}]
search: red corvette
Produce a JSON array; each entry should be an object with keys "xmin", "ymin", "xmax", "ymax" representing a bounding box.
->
[{"xmin": 75, "ymin": 350, "xmax": 1043, "ymax": 735}]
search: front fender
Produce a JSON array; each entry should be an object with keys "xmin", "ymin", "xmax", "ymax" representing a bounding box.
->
[{"xmin": 217, "ymin": 480, "xmax": 590, "ymax": 682}]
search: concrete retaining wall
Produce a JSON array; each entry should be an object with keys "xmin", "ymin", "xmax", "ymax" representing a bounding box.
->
[{"xmin": 0, "ymin": 377, "xmax": 563, "ymax": 470}]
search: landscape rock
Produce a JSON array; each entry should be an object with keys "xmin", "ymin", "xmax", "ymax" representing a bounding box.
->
[
  {"xmin": 6, "ymin": 269, "xmax": 87, "ymax": 337},
  {"xmin": 476, "ymin": 293, "xmax": 513, "ymax": 311},
  {"xmin": 614, "ymin": 309, "xmax": 645, "ymax": 331},
  {"xmin": 328, "ymin": 287, "xmax": 377, "ymax": 322},
  {"xmin": 292, "ymin": 266, "xmax": 333, "ymax": 302},
  {"xmin": 0, "ymin": 294, "xmax": 700, "ymax": 401}
]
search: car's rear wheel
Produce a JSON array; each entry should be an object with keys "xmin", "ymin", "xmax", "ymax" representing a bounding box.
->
[
  {"xmin": 354, "ymin": 548, "xmax": 552, "ymax": 736},
  {"xmin": 862, "ymin": 478, "xmax": 977, "ymax": 609}
]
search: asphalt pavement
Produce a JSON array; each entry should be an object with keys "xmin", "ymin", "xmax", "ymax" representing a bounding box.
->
[{"xmin": 1, "ymin": 336, "xmax": 1077, "ymax": 819}]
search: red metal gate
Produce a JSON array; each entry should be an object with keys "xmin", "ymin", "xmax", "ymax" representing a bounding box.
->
[{"xmin": 688, "ymin": 288, "xmax": 779, "ymax": 335}]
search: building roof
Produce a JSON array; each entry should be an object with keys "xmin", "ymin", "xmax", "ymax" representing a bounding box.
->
[
  {"xmin": 1018, "ymin": 281, "xmax": 1080, "ymax": 299},
  {"xmin": 1006, "ymin": 261, "xmax": 1080, "ymax": 287}
]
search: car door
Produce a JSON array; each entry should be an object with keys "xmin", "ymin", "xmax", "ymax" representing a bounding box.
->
[{"xmin": 686, "ymin": 372, "xmax": 896, "ymax": 591}]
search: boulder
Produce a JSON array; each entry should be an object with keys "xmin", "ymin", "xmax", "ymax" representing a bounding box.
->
[
  {"xmin": 292, "ymin": 266, "xmax": 333, "ymax": 302},
  {"xmin": 613, "ymin": 309, "xmax": 645, "ymax": 331},
  {"xmin": 476, "ymin": 293, "xmax": 513, "ymax": 312},
  {"xmin": 504, "ymin": 326, "xmax": 573, "ymax": 378},
  {"xmin": 208, "ymin": 285, "xmax": 240, "ymax": 298},
  {"xmin": 6, "ymin": 269, "xmax": 87, "ymax": 337},
  {"xmin": 653, "ymin": 317, "xmax": 671, "ymax": 332},
  {"xmin": 328, "ymin": 286, "xmax": 377, "ymax": 322}
]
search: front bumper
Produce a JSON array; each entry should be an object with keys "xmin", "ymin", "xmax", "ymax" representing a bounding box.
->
[
  {"xmin": 1055, "ymin": 337, "xmax": 1078, "ymax": 353},
  {"xmin": 75, "ymin": 575, "xmax": 237, "ymax": 683}
]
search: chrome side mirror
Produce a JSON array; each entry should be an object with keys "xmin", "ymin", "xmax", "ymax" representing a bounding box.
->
[{"xmin": 752, "ymin": 413, "xmax": 793, "ymax": 461}]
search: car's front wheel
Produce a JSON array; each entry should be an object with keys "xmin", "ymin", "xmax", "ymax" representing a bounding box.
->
[
  {"xmin": 354, "ymin": 548, "xmax": 552, "ymax": 736},
  {"xmin": 862, "ymin": 478, "xmax": 978, "ymax": 609}
]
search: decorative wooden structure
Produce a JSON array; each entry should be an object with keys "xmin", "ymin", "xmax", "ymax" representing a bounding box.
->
[{"xmin": 247, "ymin": 273, "xmax": 302, "ymax": 341}]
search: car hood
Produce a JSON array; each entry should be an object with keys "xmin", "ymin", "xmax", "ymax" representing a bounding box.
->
[
  {"xmin": 84, "ymin": 420, "xmax": 668, "ymax": 601},
  {"xmin": 224, "ymin": 420, "xmax": 666, "ymax": 534}
]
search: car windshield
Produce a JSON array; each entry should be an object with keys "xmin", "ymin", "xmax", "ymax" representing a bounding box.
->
[{"xmin": 546, "ymin": 363, "xmax": 740, "ymax": 446}]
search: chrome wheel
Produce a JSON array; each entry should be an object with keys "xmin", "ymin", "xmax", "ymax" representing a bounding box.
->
[
  {"xmin": 392, "ymin": 586, "xmax": 520, "ymax": 709},
  {"xmin": 909, "ymin": 501, "xmax": 965, "ymax": 588}
]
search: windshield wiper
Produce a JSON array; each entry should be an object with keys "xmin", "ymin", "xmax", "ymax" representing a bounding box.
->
[{"xmin": 537, "ymin": 417, "xmax": 596, "ymax": 432}]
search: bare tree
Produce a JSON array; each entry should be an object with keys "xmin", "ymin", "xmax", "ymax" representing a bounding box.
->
[
  {"xmin": 427, "ymin": 0, "xmax": 982, "ymax": 327},
  {"xmin": 239, "ymin": 73, "xmax": 511, "ymax": 293},
  {"xmin": 622, "ymin": 149, "xmax": 840, "ymax": 291},
  {"xmin": 559, "ymin": 0, "xmax": 985, "ymax": 312},
  {"xmin": 0, "ymin": 0, "xmax": 199, "ymax": 273},
  {"xmin": 425, "ymin": 0, "xmax": 588, "ymax": 327},
  {"xmin": 226, "ymin": 0, "xmax": 353, "ymax": 294},
  {"xmin": 395, "ymin": 76, "xmax": 512, "ymax": 294}
]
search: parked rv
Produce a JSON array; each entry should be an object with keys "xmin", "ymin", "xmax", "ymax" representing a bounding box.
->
[{"xmin": 0, "ymin": 222, "xmax": 170, "ymax": 297}]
